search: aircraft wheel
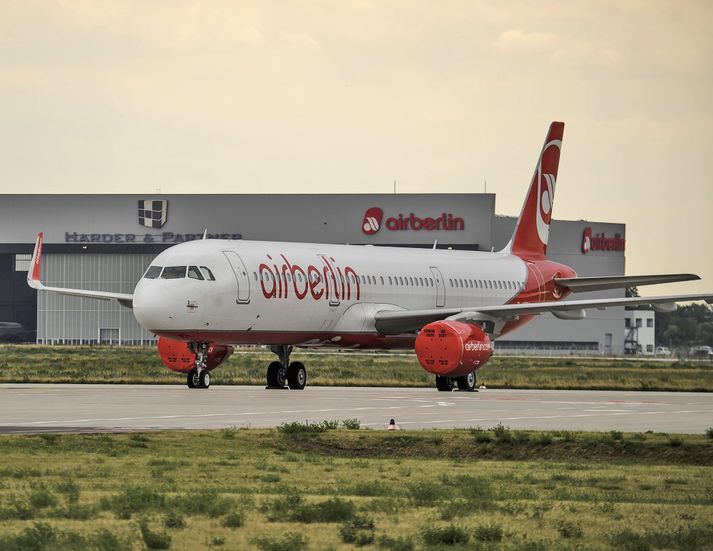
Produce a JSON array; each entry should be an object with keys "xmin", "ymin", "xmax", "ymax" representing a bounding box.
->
[
  {"xmin": 267, "ymin": 361, "xmax": 286, "ymax": 388},
  {"xmin": 435, "ymin": 375, "xmax": 454, "ymax": 392},
  {"xmin": 287, "ymin": 362, "xmax": 307, "ymax": 390},
  {"xmin": 199, "ymin": 371, "xmax": 211, "ymax": 389},
  {"xmin": 187, "ymin": 369, "xmax": 200, "ymax": 389},
  {"xmin": 456, "ymin": 372, "xmax": 476, "ymax": 392}
]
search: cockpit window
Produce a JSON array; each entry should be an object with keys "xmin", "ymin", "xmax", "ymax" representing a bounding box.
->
[
  {"xmin": 200, "ymin": 266, "xmax": 216, "ymax": 281},
  {"xmin": 161, "ymin": 266, "xmax": 187, "ymax": 279},
  {"xmin": 144, "ymin": 266, "xmax": 163, "ymax": 279},
  {"xmin": 187, "ymin": 266, "xmax": 204, "ymax": 280}
]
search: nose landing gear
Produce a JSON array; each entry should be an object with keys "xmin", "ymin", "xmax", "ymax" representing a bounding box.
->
[
  {"xmin": 267, "ymin": 345, "xmax": 307, "ymax": 390},
  {"xmin": 186, "ymin": 342, "xmax": 211, "ymax": 389}
]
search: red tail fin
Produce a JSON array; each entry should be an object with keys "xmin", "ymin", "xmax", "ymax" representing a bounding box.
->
[{"xmin": 508, "ymin": 122, "xmax": 564, "ymax": 260}]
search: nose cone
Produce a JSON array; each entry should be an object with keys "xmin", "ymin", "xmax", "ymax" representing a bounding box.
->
[{"xmin": 133, "ymin": 279, "xmax": 180, "ymax": 331}]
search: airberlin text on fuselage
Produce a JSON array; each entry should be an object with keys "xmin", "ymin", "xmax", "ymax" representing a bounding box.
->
[{"xmin": 259, "ymin": 254, "xmax": 360, "ymax": 302}]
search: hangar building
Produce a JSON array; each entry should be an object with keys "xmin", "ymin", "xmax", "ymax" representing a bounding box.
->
[{"xmin": 0, "ymin": 194, "xmax": 627, "ymax": 354}]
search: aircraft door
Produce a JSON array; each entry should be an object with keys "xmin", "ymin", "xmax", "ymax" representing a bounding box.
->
[
  {"xmin": 430, "ymin": 266, "xmax": 446, "ymax": 307},
  {"xmin": 222, "ymin": 250, "xmax": 251, "ymax": 304},
  {"xmin": 318, "ymin": 255, "xmax": 341, "ymax": 307}
]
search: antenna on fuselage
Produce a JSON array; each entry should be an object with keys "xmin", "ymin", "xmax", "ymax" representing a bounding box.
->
[
  {"xmin": 202, "ymin": 228, "xmax": 208, "ymax": 240},
  {"xmin": 432, "ymin": 240, "xmax": 438, "ymax": 250}
]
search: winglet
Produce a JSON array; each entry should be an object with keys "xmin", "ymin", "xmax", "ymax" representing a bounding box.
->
[{"xmin": 27, "ymin": 232, "xmax": 44, "ymax": 290}]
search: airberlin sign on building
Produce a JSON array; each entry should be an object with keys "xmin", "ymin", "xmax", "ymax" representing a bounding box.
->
[
  {"xmin": 581, "ymin": 227, "xmax": 625, "ymax": 254},
  {"xmin": 361, "ymin": 207, "xmax": 465, "ymax": 235}
]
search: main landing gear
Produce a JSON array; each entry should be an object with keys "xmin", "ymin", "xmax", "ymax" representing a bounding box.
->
[
  {"xmin": 435, "ymin": 371, "xmax": 477, "ymax": 392},
  {"xmin": 187, "ymin": 342, "xmax": 211, "ymax": 389},
  {"xmin": 266, "ymin": 345, "xmax": 307, "ymax": 390}
]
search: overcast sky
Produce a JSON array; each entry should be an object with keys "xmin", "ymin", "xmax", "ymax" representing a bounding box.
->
[{"xmin": 1, "ymin": 1, "xmax": 711, "ymax": 294}]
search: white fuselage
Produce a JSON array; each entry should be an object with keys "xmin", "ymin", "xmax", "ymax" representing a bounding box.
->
[{"xmin": 132, "ymin": 239, "xmax": 529, "ymax": 348}]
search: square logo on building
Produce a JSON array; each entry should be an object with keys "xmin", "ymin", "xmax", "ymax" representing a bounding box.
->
[{"xmin": 138, "ymin": 200, "xmax": 168, "ymax": 229}]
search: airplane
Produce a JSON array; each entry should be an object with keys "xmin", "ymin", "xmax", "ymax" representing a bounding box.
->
[{"xmin": 27, "ymin": 122, "xmax": 713, "ymax": 390}]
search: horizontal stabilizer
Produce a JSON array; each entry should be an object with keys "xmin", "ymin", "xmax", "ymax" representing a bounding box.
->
[{"xmin": 554, "ymin": 273, "xmax": 700, "ymax": 293}]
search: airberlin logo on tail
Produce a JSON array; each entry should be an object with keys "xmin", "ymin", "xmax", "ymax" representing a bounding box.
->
[
  {"xmin": 581, "ymin": 227, "xmax": 625, "ymax": 254},
  {"xmin": 535, "ymin": 140, "xmax": 561, "ymax": 246},
  {"xmin": 362, "ymin": 207, "xmax": 383, "ymax": 235},
  {"xmin": 361, "ymin": 207, "xmax": 464, "ymax": 235}
]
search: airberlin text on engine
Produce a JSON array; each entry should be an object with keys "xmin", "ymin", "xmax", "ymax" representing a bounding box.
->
[{"xmin": 259, "ymin": 254, "xmax": 360, "ymax": 302}]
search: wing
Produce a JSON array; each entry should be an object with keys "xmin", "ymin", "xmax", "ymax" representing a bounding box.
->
[
  {"xmin": 27, "ymin": 232, "xmax": 134, "ymax": 309},
  {"xmin": 554, "ymin": 273, "xmax": 700, "ymax": 293},
  {"xmin": 374, "ymin": 293, "xmax": 713, "ymax": 335}
]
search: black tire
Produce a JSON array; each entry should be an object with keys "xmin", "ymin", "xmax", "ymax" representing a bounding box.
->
[
  {"xmin": 287, "ymin": 362, "xmax": 307, "ymax": 390},
  {"xmin": 267, "ymin": 361, "xmax": 286, "ymax": 388},
  {"xmin": 456, "ymin": 371, "xmax": 476, "ymax": 392},
  {"xmin": 435, "ymin": 375, "xmax": 454, "ymax": 392},
  {"xmin": 187, "ymin": 369, "xmax": 199, "ymax": 389},
  {"xmin": 199, "ymin": 371, "xmax": 211, "ymax": 389}
]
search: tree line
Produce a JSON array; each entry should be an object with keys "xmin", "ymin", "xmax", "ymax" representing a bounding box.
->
[{"xmin": 655, "ymin": 304, "xmax": 713, "ymax": 348}]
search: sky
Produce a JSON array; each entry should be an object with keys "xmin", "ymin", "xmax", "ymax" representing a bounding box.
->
[{"xmin": 1, "ymin": 1, "xmax": 712, "ymax": 294}]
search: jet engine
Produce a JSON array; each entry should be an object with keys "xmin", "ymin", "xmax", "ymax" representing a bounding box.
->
[
  {"xmin": 415, "ymin": 320, "xmax": 493, "ymax": 377},
  {"xmin": 157, "ymin": 337, "xmax": 234, "ymax": 373}
]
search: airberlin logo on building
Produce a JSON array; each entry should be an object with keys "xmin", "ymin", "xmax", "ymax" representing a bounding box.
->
[
  {"xmin": 581, "ymin": 227, "xmax": 625, "ymax": 254},
  {"xmin": 361, "ymin": 207, "xmax": 464, "ymax": 235},
  {"xmin": 362, "ymin": 207, "xmax": 383, "ymax": 235}
]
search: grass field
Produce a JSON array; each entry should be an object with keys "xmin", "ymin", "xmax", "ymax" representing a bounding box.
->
[
  {"xmin": 0, "ymin": 426, "xmax": 712, "ymax": 550},
  {"xmin": 2, "ymin": 344, "xmax": 713, "ymax": 392}
]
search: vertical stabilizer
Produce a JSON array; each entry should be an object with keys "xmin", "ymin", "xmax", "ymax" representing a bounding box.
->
[{"xmin": 505, "ymin": 121, "xmax": 564, "ymax": 260}]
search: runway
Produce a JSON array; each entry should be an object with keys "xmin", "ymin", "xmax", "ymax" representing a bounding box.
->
[{"xmin": 1, "ymin": 384, "xmax": 711, "ymax": 434}]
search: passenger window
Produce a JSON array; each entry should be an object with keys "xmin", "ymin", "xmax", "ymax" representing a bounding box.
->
[
  {"xmin": 188, "ymin": 266, "xmax": 204, "ymax": 280},
  {"xmin": 380, "ymin": 276, "xmax": 384, "ymax": 285},
  {"xmin": 144, "ymin": 266, "xmax": 162, "ymax": 279},
  {"xmin": 388, "ymin": 276, "xmax": 392, "ymax": 285},
  {"xmin": 161, "ymin": 266, "xmax": 186, "ymax": 279},
  {"xmin": 200, "ymin": 266, "xmax": 216, "ymax": 281}
]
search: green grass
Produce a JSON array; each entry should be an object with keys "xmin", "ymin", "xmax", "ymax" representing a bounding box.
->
[
  {"xmin": 2, "ymin": 344, "xmax": 713, "ymax": 391},
  {"xmin": 0, "ymin": 428, "xmax": 712, "ymax": 549}
]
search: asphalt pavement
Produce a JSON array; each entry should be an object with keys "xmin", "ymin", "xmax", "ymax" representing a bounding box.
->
[{"xmin": 1, "ymin": 384, "xmax": 711, "ymax": 434}]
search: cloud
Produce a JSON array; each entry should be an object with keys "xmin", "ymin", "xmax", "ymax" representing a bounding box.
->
[{"xmin": 494, "ymin": 29, "xmax": 556, "ymax": 52}]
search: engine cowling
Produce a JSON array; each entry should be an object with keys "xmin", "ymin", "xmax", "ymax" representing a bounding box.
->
[
  {"xmin": 157, "ymin": 337, "xmax": 234, "ymax": 373},
  {"xmin": 415, "ymin": 321, "xmax": 493, "ymax": 377}
]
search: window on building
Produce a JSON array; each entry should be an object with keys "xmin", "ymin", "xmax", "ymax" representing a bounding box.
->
[
  {"xmin": 636, "ymin": 318, "xmax": 642, "ymax": 328},
  {"xmin": 625, "ymin": 318, "xmax": 631, "ymax": 328},
  {"xmin": 14, "ymin": 254, "xmax": 32, "ymax": 272},
  {"xmin": 647, "ymin": 318, "xmax": 653, "ymax": 328},
  {"xmin": 646, "ymin": 344, "xmax": 654, "ymax": 353}
]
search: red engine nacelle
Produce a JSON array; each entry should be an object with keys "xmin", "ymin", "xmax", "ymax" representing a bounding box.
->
[
  {"xmin": 157, "ymin": 337, "xmax": 234, "ymax": 374},
  {"xmin": 415, "ymin": 321, "xmax": 493, "ymax": 377}
]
